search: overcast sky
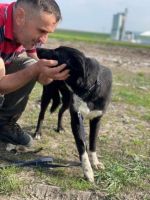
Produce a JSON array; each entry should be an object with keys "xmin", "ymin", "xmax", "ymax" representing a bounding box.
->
[{"xmin": 2, "ymin": 0, "xmax": 150, "ymax": 33}]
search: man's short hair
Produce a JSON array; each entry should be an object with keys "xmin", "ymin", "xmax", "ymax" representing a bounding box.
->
[{"xmin": 16, "ymin": 0, "xmax": 62, "ymax": 22}]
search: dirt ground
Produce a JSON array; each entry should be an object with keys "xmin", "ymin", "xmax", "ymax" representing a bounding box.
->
[
  {"xmin": 0, "ymin": 39, "xmax": 150, "ymax": 200},
  {"xmin": 45, "ymin": 38, "xmax": 150, "ymax": 72}
]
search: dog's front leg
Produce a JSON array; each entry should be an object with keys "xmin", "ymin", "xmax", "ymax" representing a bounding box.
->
[
  {"xmin": 34, "ymin": 92, "xmax": 51, "ymax": 139},
  {"xmin": 56, "ymin": 90, "xmax": 71, "ymax": 132},
  {"xmin": 70, "ymin": 104, "xmax": 94, "ymax": 182},
  {"xmin": 89, "ymin": 116, "xmax": 105, "ymax": 170}
]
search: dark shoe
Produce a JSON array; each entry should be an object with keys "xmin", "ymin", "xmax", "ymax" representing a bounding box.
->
[{"xmin": 0, "ymin": 122, "xmax": 33, "ymax": 146}]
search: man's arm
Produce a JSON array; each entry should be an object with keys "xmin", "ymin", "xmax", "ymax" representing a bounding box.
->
[
  {"xmin": 26, "ymin": 51, "xmax": 69, "ymax": 85},
  {"xmin": 0, "ymin": 57, "xmax": 38, "ymax": 94},
  {"xmin": 0, "ymin": 58, "xmax": 69, "ymax": 95}
]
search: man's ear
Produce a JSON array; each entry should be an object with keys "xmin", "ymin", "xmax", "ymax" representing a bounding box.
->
[{"xmin": 15, "ymin": 7, "xmax": 25, "ymax": 26}]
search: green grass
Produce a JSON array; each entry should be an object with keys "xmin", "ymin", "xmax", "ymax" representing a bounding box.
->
[
  {"xmin": 51, "ymin": 29, "xmax": 109, "ymax": 42},
  {"xmin": 113, "ymin": 86, "xmax": 150, "ymax": 108},
  {"xmin": 142, "ymin": 113, "xmax": 150, "ymax": 121},
  {"xmin": 0, "ymin": 167, "xmax": 23, "ymax": 195},
  {"xmin": 113, "ymin": 70, "xmax": 150, "ymax": 108},
  {"xmin": 35, "ymin": 168, "xmax": 94, "ymax": 191},
  {"xmin": 50, "ymin": 29, "xmax": 150, "ymax": 49},
  {"xmin": 95, "ymin": 159, "xmax": 149, "ymax": 196}
]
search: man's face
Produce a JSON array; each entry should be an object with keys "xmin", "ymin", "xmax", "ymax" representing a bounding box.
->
[{"xmin": 15, "ymin": 10, "xmax": 58, "ymax": 49}]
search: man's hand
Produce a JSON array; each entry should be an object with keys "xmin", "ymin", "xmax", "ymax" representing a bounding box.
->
[{"xmin": 33, "ymin": 59, "xmax": 70, "ymax": 85}]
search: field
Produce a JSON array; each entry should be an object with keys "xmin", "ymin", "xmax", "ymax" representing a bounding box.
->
[
  {"xmin": 0, "ymin": 32, "xmax": 150, "ymax": 200},
  {"xmin": 50, "ymin": 29, "xmax": 150, "ymax": 49}
]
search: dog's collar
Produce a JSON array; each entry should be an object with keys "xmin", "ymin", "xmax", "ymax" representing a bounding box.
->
[
  {"xmin": 65, "ymin": 77, "xmax": 102, "ymax": 101},
  {"xmin": 80, "ymin": 78, "xmax": 102, "ymax": 101}
]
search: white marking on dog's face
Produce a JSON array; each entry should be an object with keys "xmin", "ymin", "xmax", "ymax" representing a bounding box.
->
[
  {"xmin": 81, "ymin": 151, "xmax": 94, "ymax": 182},
  {"xmin": 89, "ymin": 151, "xmax": 105, "ymax": 170}
]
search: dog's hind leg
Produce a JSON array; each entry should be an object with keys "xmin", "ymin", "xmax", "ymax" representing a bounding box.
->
[
  {"xmin": 89, "ymin": 116, "xmax": 105, "ymax": 170},
  {"xmin": 70, "ymin": 104, "xmax": 94, "ymax": 182}
]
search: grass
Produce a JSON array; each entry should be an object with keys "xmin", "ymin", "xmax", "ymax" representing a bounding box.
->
[
  {"xmin": 112, "ymin": 70, "xmax": 150, "ymax": 109},
  {"xmin": 0, "ymin": 167, "xmax": 23, "ymax": 195},
  {"xmin": 0, "ymin": 39, "xmax": 149, "ymax": 199},
  {"xmin": 51, "ymin": 29, "xmax": 110, "ymax": 42},
  {"xmin": 95, "ymin": 159, "xmax": 149, "ymax": 195},
  {"xmin": 113, "ymin": 86, "xmax": 150, "ymax": 108},
  {"xmin": 35, "ymin": 168, "xmax": 94, "ymax": 191}
]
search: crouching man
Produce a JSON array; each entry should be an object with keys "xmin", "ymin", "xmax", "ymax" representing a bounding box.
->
[{"xmin": 0, "ymin": 0, "xmax": 69, "ymax": 147}]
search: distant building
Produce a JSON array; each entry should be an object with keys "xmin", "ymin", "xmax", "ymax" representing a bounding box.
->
[
  {"xmin": 124, "ymin": 31, "xmax": 136, "ymax": 43},
  {"xmin": 139, "ymin": 31, "xmax": 150, "ymax": 45},
  {"xmin": 111, "ymin": 8, "xmax": 128, "ymax": 41},
  {"xmin": 140, "ymin": 31, "xmax": 150, "ymax": 37},
  {"xmin": 123, "ymin": 31, "xmax": 150, "ymax": 45}
]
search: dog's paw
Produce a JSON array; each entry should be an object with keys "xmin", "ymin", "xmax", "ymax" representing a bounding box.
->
[
  {"xmin": 34, "ymin": 133, "xmax": 41, "ymax": 140},
  {"xmin": 54, "ymin": 127, "xmax": 65, "ymax": 133},
  {"xmin": 81, "ymin": 152, "xmax": 94, "ymax": 183},
  {"xmin": 89, "ymin": 151, "xmax": 105, "ymax": 170}
]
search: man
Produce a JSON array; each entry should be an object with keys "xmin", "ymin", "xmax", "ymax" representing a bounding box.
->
[{"xmin": 0, "ymin": 0, "xmax": 69, "ymax": 147}]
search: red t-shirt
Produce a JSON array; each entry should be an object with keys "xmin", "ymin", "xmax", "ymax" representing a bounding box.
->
[{"xmin": 0, "ymin": 2, "xmax": 36, "ymax": 65}]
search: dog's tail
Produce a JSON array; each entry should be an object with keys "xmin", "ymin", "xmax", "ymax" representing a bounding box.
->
[{"xmin": 50, "ymin": 90, "xmax": 61, "ymax": 113}]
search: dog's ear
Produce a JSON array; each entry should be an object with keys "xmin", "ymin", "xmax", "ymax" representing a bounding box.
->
[
  {"xmin": 85, "ymin": 57, "xmax": 100, "ymax": 77},
  {"xmin": 57, "ymin": 47, "xmax": 86, "ymax": 78},
  {"xmin": 68, "ymin": 54, "xmax": 86, "ymax": 77}
]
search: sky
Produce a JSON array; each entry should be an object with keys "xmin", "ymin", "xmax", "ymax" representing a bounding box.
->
[{"xmin": 1, "ymin": 0, "xmax": 150, "ymax": 33}]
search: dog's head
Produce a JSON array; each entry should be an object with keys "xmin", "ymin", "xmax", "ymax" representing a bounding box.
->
[{"xmin": 36, "ymin": 46, "xmax": 86, "ymax": 80}]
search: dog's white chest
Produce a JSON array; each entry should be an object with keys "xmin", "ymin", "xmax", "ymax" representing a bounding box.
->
[{"xmin": 73, "ymin": 95, "xmax": 102, "ymax": 120}]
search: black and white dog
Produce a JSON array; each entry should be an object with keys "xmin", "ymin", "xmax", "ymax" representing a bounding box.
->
[{"xmin": 34, "ymin": 46, "xmax": 112, "ymax": 182}]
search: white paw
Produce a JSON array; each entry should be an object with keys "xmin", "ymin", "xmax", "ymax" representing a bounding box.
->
[
  {"xmin": 34, "ymin": 134, "xmax": 41, "ymax": 140},
  {"xmin": 81, "ymin": 152, "xmax": 94, "ymax": 182},
  {"xmin": 89, "ymin": 151, "xmax": 105, "ymax": 170}
]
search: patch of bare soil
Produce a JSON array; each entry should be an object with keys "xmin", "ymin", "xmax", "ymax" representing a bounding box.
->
[
  {"xmin": 0, "ymin": 184, "xmax": 107, "ymax": 200},
  {"xmin": 45, "ymin": 39, "xmax": 150, "ymax": 73}
]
